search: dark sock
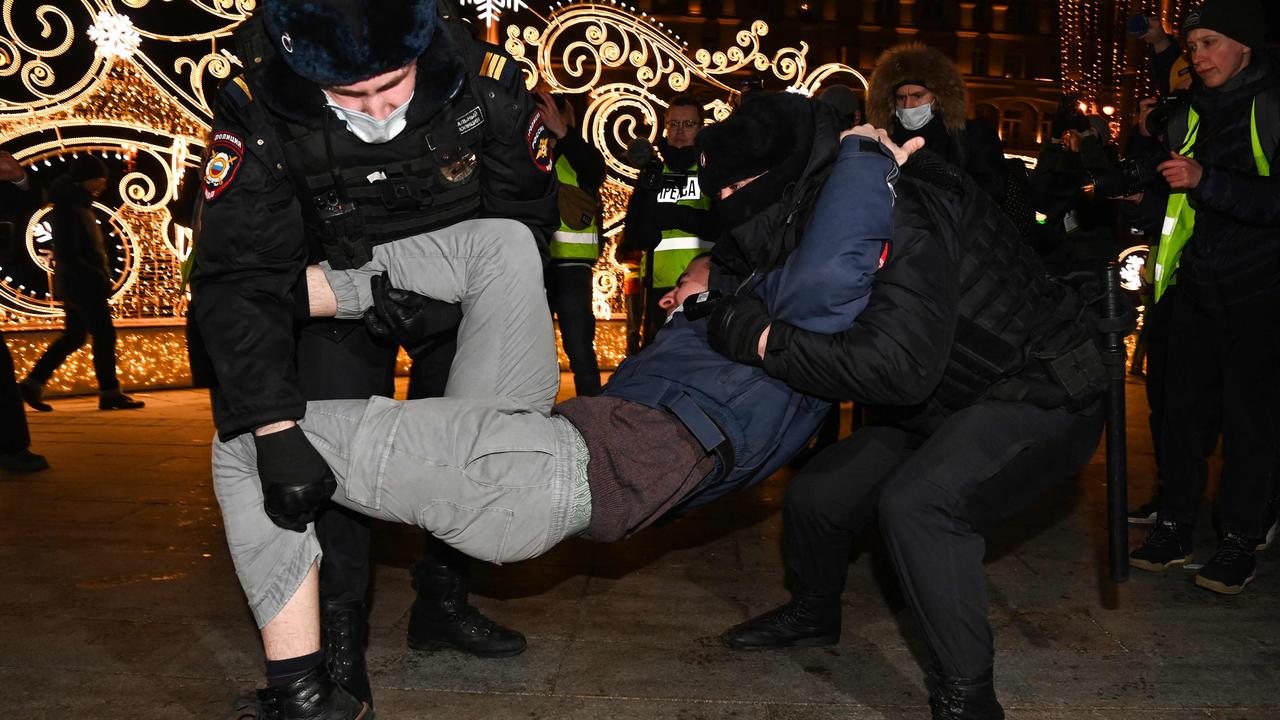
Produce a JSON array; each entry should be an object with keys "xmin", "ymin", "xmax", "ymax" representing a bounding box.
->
[{"xmin": 265, "ymin": 650, "xmax": 324, "ymax": 687}]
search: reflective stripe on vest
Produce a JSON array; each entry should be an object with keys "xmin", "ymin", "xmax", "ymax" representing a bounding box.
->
[
  {"xmin": 1154, "ymin": 101, "xmax": 1270, "ymax": 301},
  {"xmin": 645, "ymin": 161, "xmax": 712, "ymax": 288},
  {"xmin": 550, "ymin": 155, "xmax": 599, "ymax": 261}
]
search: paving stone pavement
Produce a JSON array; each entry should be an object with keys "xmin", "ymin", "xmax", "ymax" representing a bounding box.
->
[{"xmin": 1, "ymin": 377, "xmax": 1277, "ymax": 719}]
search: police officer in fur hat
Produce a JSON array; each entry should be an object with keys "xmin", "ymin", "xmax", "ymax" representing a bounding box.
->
[
  {"xmin": 188, "ymin": 0, "xmax": 557, "ymax": 715},
  {"xmin": 866, "ymin": 43, "xmax": 1007, "ymax": 204}
]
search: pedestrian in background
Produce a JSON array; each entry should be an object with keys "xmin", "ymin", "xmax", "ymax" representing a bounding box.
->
[{"xmin": 19, "ymin": 155, "xmax": 143, "ymax": 413}]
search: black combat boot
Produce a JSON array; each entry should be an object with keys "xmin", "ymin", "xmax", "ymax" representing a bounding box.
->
[
  {"xmin": 231, "ymin": 666, "xmax": 371, "ymax": 720},
  {"xmin": 720, "ymin": 594, "xmax": 841, "ymax": 650},
  {"xmin": 406, "ymin": 545, "xmax": 526, "ymax": 657},
  {"xmin": 927, "ymin": 669, "xmax": 1005, "ymax": 720},
  {"xmin": 321, "ymin": 601, "xmax": 372, "ymax": 707}
]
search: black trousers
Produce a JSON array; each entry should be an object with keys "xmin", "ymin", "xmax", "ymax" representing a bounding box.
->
[
  {"xmin": 1155, "ymin": 285, "xmax": 1280, "ymax": 538},
  {"xmin": 0, "ymin": 331, "xmax": 30, "ymax": 454},
  {"xmin": 545, "ymin": 264, "xmax": 600, "ymax": 396},
  {"xmin": 641, "ymin": 284, "xmax": 672, "ymax": 348},
  {"xmin": 26, "ymin": 296, "xmax": 119, "ymax": 391},
  {"xmin": 296, "ymin": 320, "xmax": 397, "ymax": 605},
  {"xmin": 1142, "ymin": 292, "xmax": 1174, "ymax": 489},
  {"xmin": 783, "ymin": 400, "xmax": 1103, "ymax": 677},
  {"xmin": 624, "ymin": 288, "xmax": 644, "ymax": 357},
  {"xmin": 300, "ymin": 319, "xmax": 468, "ymax": 606}
]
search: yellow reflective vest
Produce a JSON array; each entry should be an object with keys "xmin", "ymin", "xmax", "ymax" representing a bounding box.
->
[
  {"xmin": 645, "ymin": 161, "xmax": 713, "ymax": 288},
  {"xmin": 1153, "ymin": 101, "xmax": 1271, "ymax": 301},
  {"xmin": 549, "ymin": 155, "xmax": 600, "ymax": 263}
]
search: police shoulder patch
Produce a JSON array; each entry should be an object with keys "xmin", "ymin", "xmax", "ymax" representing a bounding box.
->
[
  {"xmin": 526, "ymin": 111, "xmax": 553, "ymax": 173},
  {"xmin": 203, "ymin": 130, "xmax": 245, "ymax": 202}
]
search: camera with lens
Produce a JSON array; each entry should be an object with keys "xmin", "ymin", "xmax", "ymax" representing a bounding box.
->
[
  {"xmin": 1085, "ymin": 157, "xmax": 1162, "ymax": 199},
  {"xmin": 1144, "ymin": 91, "xmax": 1189, "ymax": 139}
]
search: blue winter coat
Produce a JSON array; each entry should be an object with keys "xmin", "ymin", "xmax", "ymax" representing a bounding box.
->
[{"xmin": 603, "ymin": 137, "xmax": 898, "ymax": 510}]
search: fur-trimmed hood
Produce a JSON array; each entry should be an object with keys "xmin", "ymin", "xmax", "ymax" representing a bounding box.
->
[{"xmin": 867, "ymin": 43, "xmax": 968, "ymax": 132}]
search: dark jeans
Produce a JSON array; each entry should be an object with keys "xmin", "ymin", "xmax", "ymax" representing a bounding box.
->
[
  {"xmin": 1156, "ymin": 285, "xmax": 1280, "ymax": 538},
  {"xmin": 546, "ymin": 264, "xmax": 600, "ymax": 396},
  {"xmin": 26, "ymin": 296, "xmax": 119, "ymax": 391},
  {"xmin": 783, "ymin": 400, "xmax": 1103, "ymax": 677},
  {"xmin": 0, "ymin": 331, "xmax": 29, "ymax": 454}
]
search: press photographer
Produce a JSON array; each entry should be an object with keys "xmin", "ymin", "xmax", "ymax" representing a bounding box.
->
[
  {"xmin": 1128, "ymin": 0, "xmax": 1280, "ymax": 597},
  {"xmin": 619, "ymin": 95, "xmax": 719, "ymax": 347},
  {"xmin": 1027, "ymin": 96, "xmax": 1124, "ymax": 270}
]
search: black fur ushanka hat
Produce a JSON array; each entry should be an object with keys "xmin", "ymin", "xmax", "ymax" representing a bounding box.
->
[{"xmin": 261, "ymin": 0, "xmax": 438, "ymax": 87}]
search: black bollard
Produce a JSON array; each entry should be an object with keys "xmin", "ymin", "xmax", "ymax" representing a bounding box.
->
[{"xmin": 1101, "ymin": 261, "xmax": 1129, "ymax": 583}]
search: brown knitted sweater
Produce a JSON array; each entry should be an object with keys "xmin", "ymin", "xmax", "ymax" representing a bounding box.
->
[{"xmin": 554, "ymin": 396, "xmax": 717, "ymax": 542}]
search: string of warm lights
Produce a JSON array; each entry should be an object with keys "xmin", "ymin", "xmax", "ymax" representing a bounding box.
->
[{"xmin": 3, "ymin": 0, "xmax": 867, "ymax": 387}]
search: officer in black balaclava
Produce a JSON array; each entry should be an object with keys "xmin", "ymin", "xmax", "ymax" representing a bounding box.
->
[{"xmin": 187, "ymin": 0, "xmax": 557, "ymax": 715}]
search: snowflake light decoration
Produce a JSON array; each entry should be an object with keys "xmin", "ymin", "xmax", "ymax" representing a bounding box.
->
[
  {"xmin": 459, "ymin": 0, "xmax": 527, "ymax": 28},
  {"xmin": 87, "ymin": 11, "xmax": 142, "ymax": 60}
]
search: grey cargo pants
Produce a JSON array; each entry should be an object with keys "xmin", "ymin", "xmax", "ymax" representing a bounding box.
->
[{"xmin": 212, "ymin": 219, "xmax": 576, "ymax": 627}]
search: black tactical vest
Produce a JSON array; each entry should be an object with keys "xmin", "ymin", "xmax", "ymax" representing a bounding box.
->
[
  {"xmin": 910, "ymin": 157, "xmax": 1102, "ymax": 412},
  {"xmin": 275, "ymin": 83, "xmax": 487, "ymax": 268}
]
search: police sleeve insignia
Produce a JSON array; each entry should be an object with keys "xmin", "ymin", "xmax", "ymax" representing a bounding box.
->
[
  {"xmin": 203, "ymin": 131, "xmax": 245, "ymax": 201},
  {"xmin": 526, "ymin": 111, "xmax": 553, "ymax": 173}
]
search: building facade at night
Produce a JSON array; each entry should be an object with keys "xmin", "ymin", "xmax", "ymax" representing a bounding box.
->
[{"xmin": 635, "ymin": 0, "xmax": 1065, "ymax": 152}]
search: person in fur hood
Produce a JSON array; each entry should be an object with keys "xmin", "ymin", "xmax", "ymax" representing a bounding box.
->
[{"xmin": 867, "ymin": 42, "xmax": 1008, "ymax": 203}]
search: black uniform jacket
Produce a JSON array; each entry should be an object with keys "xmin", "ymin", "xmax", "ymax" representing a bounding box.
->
[
  {"xmin": 759, "ymin": 155, "xmax": 1097, "ymax": 431},
  {"xmin": 190, "ymin": 31, "xmax": 557, "ymax": 440}
]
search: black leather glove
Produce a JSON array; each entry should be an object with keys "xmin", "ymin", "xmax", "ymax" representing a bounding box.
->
[
  {"xmin": 680, "ymin": 289, "xmax": 722, "ymax": 320},
  {"xmin": 362, "ymin": 272, "xmax": 463, "ymax": 359},
  {"xmin": 253, "ymin": 425, "xmax": 336, "ymax": 533},
  {"xmin": 707, "ymin": 293, "xmax": 771, "ymax": 367}
]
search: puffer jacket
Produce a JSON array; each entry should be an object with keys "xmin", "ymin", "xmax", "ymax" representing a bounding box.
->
[
  {"xmin": 759, "ymin": 152, "xmax": 1104, "ymax": 430},
  {"xmin": 1177, "ymin": 50, "xmax": 1280, "ymax": 308}
]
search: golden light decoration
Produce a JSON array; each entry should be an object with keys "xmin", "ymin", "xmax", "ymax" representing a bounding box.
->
[
  {"xmin": 3, "ymin": 0, "xmax": 867, "ymax": 386},
  {"xmin": 506, "ymin": 0, "xmax": 867, "ymax": 320},
  {"xmin": 1, "ymin": 0, "xmax": 246, "ymax": 332}
]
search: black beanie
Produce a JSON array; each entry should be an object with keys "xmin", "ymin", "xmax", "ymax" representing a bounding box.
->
[
  {"xmin": 696, "ymin": 91, "xmax": 811, "ymax": 197},
  {"xmin": 70, "ymin": 155, "xmax": 108, "ymax": 183},
  {"xmin": 1183, "ymin": 0, "xmax": 1267, "ymax": 50},
  {"xmin": 261, "ymin": 0, "xmax": 438, "ymax": 86}
]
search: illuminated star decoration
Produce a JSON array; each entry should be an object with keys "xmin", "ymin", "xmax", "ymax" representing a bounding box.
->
[
  {"xmin": 460, "ymin": 0, "xmax": 527, "ymax": 27},
  {"xmin": 87, "ymin": 10, "xmax": 142, "ymax": 60}
]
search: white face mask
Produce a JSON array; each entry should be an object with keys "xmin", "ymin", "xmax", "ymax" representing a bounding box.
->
[
  {"xmin": 323, "ymin": 91, "xmax": 414, "ymax": 144},
  {"xmin": 896, "ymin": 103, "xmax": 934, "ymax": 131}
]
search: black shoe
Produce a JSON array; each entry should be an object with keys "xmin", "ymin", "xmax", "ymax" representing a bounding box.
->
[
  {"xmin": 322, "ymin": 601, "xmax": 372, "ymax": 708},
  {"xmin": 406, "ymin": 559, "xmax": 526, "ymax": 657},
  {"xmin": 1130, "ymin": 520, "xmax": 1193, "ymax": 572},
  {"xmin": 99, "ymin": 392, "xmax": 144, "ymax": 410},
  {"xmin": 0, "ymin": 449, "xmax": 49, "ymax": 473},
  {"xmin": 720, "ymin": 596, "xmax": 840, "ymax": 650},
  {"xmin": 1194, "ymin": 534, "xmax": 1257, "ymax": 595},
  {"xmin": 1126, "ymin": 495, "xmax": 1160, "ymax": 525},
  {"xmin": 230, "ymin": 666, "xmax": 371, "ymax": 720},
  {"xmin": 927, "ymin": 669, "xmax": 1005, "ymax": 720},
  {"xmin": 18, "ymin": 381, "xmax": 51, "ymax": 412}
]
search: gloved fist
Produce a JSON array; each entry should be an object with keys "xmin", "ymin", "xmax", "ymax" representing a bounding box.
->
[
  {"xmin": 707, "ymin": 293, "xmax": 771, "ymax": 367},
  {"xmin": 363, "ymin": 272, "xmax": 463, "ymax": 359},
  {"xmin": 254, "ymin": 425, "xmax": 337, "ymax": 532}
]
